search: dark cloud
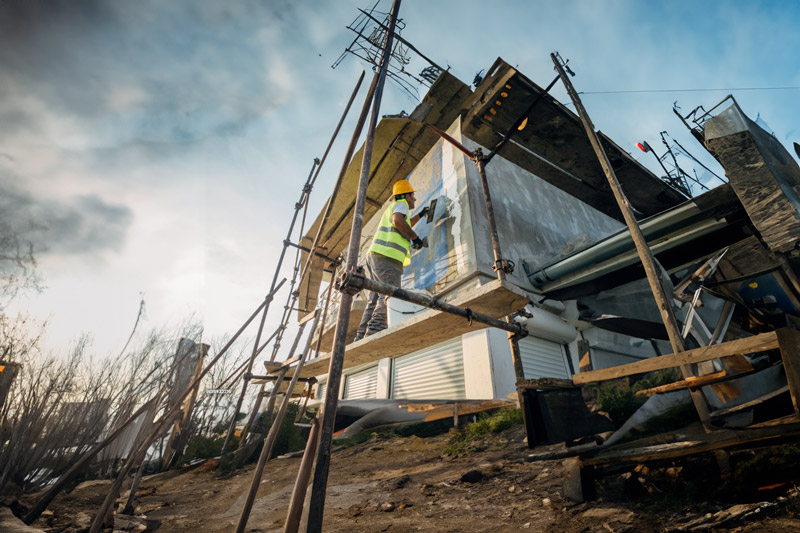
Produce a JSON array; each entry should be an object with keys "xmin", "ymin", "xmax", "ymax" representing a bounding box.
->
[
  {"xmin": 0, "ymin": 0, "xmax": 298, "ymax": 145},
  {"xmin": 0, "ymin": 178, "xmax": 133, "ymax": 256}
]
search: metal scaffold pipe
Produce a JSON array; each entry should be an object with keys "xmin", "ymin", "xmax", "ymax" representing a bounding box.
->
[{"xmin": 338, "ymin": 272, "xmax": 527, "ymax": 336}]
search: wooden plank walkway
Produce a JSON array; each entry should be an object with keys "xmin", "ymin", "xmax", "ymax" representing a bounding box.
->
[{"xmin": 288, "ymin": 278, "xmax": 529, "ymax": 378}]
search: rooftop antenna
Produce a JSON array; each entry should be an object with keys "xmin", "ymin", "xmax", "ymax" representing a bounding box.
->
[
  {"xmin": 659, "ymin": 131, "xmax": 695, "ymax": 195},
  {"xmin": 472, "ymin": 69, "xmax": 484, "ymax": 88},
  {"xmin": 332, "ymin": 1, "xmax": 445, "ymax": 100}
]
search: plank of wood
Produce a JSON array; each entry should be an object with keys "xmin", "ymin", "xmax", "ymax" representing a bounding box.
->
[
  {"xmin": 777, "ymin": 328, "xmax": 800, "ymax": 414},
  {"xmin": 582, "ymin": 421, "xmax": 800, "ymax": 466},
  {"xmin": 635, "ymin": 370, "xmax": 729, "ymax": 396},
  {"xmin": 400, "ymin": 403, "xmax": 439, "ymax": 412},
  {"xmin": 517, "ymin": 377, "xmax": 577, "ymax": 390},
  {"xmin": 572, "ymin": 331, "xmax": 779, "ymax": 385},
  {"xmin": 710, "ymin": 385, "xmax": 790, "ymax": 419},
  {"xmin": 578, "ymin": 339, "xmax": 592, "ymax": 373},
  {"xmin": 298, "ymin": 278, "xmax": 529, "ymax": 378},
  {"xmin": 264, "ymin": 362, "xmax": 283, "ymax": 373},
  {"xmin": 748, "ymin": 414, "xmax": 800, "ymax": 428},
  {"xmin": 412, "ymin": 399, "xmax": 515, "ymax": 422}
]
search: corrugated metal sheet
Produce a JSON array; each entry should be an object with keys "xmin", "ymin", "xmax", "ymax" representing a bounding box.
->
[
  {"xmin": 343, "ymin": 365, "xmax": 379, "ymax": 399},
  {"xmin": 391, "ymin": 337, "xmax": 465, "ymax": 399},
  {"xmin": 519, "ymin": 336, "xmax": 568, "ymax": 379}
]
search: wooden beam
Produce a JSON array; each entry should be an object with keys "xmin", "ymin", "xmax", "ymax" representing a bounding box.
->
[
  {"xmin": 517, "ymin": 377, "xmax": 577, "ymax": 390},
  {"xmin": 572, "ymin": 331, "xmax": 779, "ymax": 385},
  {"xmin": 581, "ymin": 421, "xmax": 800, "ymax": 467},
  {"xmin": 550, "ymin": 53, "xmax": 713, "ymax": 425},
  {"xmin": 578, "ymin": 339, "xmax": 592, "ymax": 373},
  {"xmin": 416, "ymin": 399, "xmax": 515, "ymax": 422},
  {"xmin": 299, "ymin": 278, "xmax": 529, "ymax": 378},
  {"xmin": 777, "ymin": 328, "xmax": 800, "ymax": 414},
  {"xmin": 634, "ymin": 370, "xmax": 728, "ymax": 396}
]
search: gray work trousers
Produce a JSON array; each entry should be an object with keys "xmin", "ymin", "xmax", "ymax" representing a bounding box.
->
[{"xmin": 355, "ymin": 253, "xmax": 403, "ymax": 340}]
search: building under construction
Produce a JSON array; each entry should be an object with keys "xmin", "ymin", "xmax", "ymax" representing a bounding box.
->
[
  {"xmin": 280, "ymin": 54, "xmax": 800, "ymax": 456},
  {"xmin": 6, "ymin": 8, "xmax": 800, "ymax": 531}
]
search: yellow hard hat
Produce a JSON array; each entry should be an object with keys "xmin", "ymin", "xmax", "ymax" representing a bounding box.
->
[{"xmin": 392, "ymin": 179, "xmax": 415, "ymax": 196}]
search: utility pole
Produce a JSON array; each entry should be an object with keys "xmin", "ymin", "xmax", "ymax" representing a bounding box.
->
[{"xmin": 550, "ymin": 52, "xmax": 711, "ymax": 424}]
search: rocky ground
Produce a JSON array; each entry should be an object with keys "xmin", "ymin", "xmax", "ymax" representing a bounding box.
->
[{"xmin": 8, "ymin": 423, "xmax": 800, "ymax": 532}]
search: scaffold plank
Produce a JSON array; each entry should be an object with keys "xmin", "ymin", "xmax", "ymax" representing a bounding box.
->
[{"xmin": 296, "ymin": 278, "xmax": 529, "ymax": 378}]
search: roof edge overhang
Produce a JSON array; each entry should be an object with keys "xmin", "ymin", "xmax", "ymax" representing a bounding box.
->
[{"xmin": 461, "ymin": 58, "xmax": 688, "ymax": 222}]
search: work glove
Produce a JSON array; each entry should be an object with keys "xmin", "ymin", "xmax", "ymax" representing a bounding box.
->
[
  {"xmin": 418, "ymin": 205, "xmax": 431, "ymax": 220},
  {"xmin": 411, "ymin": 237, "xmax": 425, "ymax": 250}
]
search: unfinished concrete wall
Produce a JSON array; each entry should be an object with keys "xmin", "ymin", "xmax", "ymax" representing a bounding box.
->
[
  {"xmin": 459, "ymin": 132, "xmax": 624, "ymax": 291},
  {"xmin": 318, "ymin": 120, "xmax": 482, "ymax": 335}
]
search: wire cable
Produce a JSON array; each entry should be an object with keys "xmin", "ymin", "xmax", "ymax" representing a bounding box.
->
[{"xmin": 580, "ymin": 86, "xmax": 800, "ymax": 95}]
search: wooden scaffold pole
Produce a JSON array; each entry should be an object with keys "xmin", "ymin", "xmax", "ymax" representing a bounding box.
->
[
  {"xmin": 550, "ymin": 52, "xmax": 711, "ymax": 424},
  {"xmin": 235, "ymin": 309, "xmax": 321, "ymax": 533},
  {"xmin": 304, "ymin": 1, "xmax": 402, "ymax": 530},
  {"xmin": 222, "ymin": 70, "xmax": 365, "ymax": 454},
  {"xmin": 85, "ymin": 281, "xmax": 285, "ymax": 533}
]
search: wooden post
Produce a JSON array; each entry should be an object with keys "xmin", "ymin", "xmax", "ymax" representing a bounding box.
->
[
  {"xmin": 121, "ymin": 459, "xmax": 146, "ymax": 515},
  {"xmin": 551, "ymin": 53, "xmax": 711, "ymax": 425},
  {"xmin": 163, "ymin": 341, "xmax": 209, "ymax": 469},
  {"xmin": 85, "ymin": 286, "xmax": 284, "ymax": 533},
  {"xmin": 235, "ymin": 310, "xmax": 320, "ymax": 533},
  {"xmin": 24, "ymin": 399, "xmax": 153, "ymax": 524},
  {"xmin": 283, "ymin": 417, "xmax": 320, "ymax": 533},
  {"xmin": 0, "ymin": 362, "xmax": 20, "ymax": 409},
  {"xmin": 241, "ymin": 320, "xmax": 308, "ymax": 446},
  {"xmin": 777, "ymin": 328, "xmax": 800, "ymax": 414},
  {"xmin": 306, "ymin": 3, "xmax": 402, "ymax": 531},
  {"xmin": 221, "ymin": 70, "xmax": 362, "ymax": 454},
  {"xmin": 577, "ymin": 339, "xmax": 592, "ymax": 373}
]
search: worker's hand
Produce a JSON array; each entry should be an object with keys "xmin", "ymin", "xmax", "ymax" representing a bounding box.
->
[
  {"xmin": 418, "ymin": 205, "xmax": 431, "ymax": 220},
  {"xmin": 411, "ymin": 237, "xmax": 425, "ymax": 250}
]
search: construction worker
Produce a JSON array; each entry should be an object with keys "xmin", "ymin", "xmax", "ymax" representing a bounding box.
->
[{"xmin": 354, "ymin": 179, "xmax": 432, "ymax": 341}]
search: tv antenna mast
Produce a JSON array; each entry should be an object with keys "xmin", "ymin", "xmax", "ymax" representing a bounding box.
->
[{"xmin": 332, "ymin": 2, "xmax": 445, "ymax": 100}]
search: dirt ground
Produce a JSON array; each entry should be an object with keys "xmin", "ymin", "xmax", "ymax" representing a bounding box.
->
[{"xmin": 14, "ymin": 425, "xmax": 800, "ymax": 532}]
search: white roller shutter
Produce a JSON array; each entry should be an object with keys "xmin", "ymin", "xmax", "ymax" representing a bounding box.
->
[
  {"xmin": 343, "ymin": 365, "xmax": 379, "ymax": 399},
  {"xmin": 391, "ymin": 337, "xmax": 465, "ymax": 399},
  {"xmin": 519, "ymin": 336, "xmax": 569, "ymax": 379}
]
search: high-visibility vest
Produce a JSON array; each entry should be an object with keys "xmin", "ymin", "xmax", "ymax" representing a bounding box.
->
[{"xmin": 369, "ymin": 199, "xmax": 411, "ymax": 265}]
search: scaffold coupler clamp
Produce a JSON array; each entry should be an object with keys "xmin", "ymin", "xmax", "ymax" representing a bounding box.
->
[
  {"xmin": 464, "ymin": 308, "xmax": 474, "ymax": 326},
  {"xmin": 336, "ymin": 267, "xmax": 364, "ymax": 295},
  {"xmin": 493, "ymin": 258, "xmax": 515, "ymax": 274},
  {"xmin": 509, "ymin": 322, "xmax": 529, "ymax": 340}
]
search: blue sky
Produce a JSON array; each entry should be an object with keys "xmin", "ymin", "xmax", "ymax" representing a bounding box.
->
[{"xmin": 1, "ymin": 0, "xmax": 798, "ymax": 359}]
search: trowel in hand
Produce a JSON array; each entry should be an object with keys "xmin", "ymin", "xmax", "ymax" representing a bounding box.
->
[{"xmin": 425, "ymin": 198, "xmax": 437, "ymax": 223}]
